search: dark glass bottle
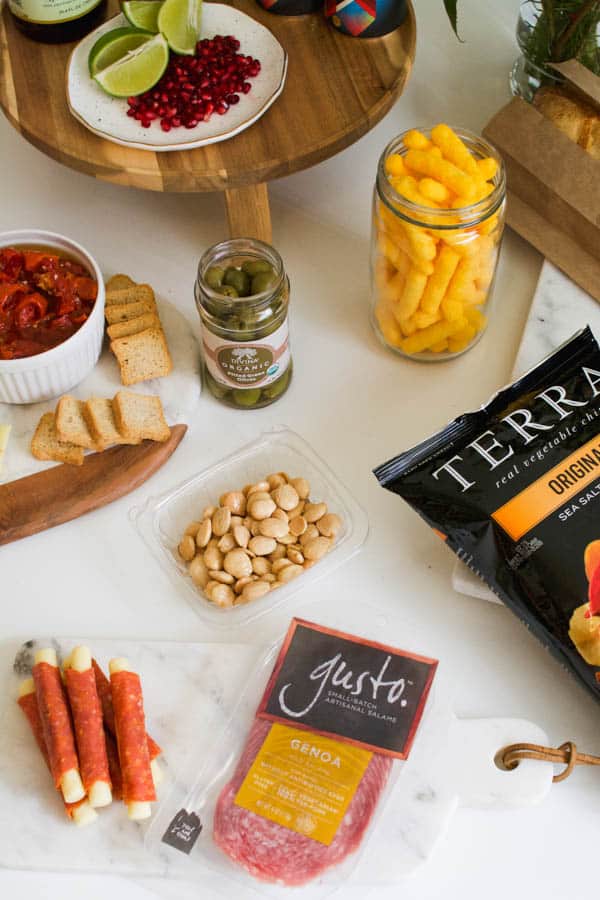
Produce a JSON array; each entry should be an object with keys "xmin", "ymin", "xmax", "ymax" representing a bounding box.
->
[{"xmin": 7, "ymin": 0, "xmax": 107, "ymax": 43}]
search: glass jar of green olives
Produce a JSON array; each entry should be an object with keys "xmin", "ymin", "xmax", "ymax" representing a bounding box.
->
[{"xmin": 195, "ymin": 238, "xmax": 293, "ymax": 409}]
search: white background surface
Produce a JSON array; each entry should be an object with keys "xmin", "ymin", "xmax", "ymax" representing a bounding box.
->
[{"xmin": 2, "ymin": 1, "xmax": 599, "ymax": 898}]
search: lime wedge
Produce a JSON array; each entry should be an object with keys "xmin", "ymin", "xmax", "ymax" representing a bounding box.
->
[
  {"xmin": 122, "ymin": 1, "xmax": 163, "ymax": 33},
  {"xmin": 157, "ymin": 0, "xmax": 202, "ymax": 55},
  {"xmin": 88, "ymin": 26, "xmax": 155, "ymax": 76},
  {"xmin": 93, "ymin": 33, "xmax": 170, "ymax": 97}
]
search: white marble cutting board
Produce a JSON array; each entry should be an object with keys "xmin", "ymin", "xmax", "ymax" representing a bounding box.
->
[
  {"xmin": 452, "ymin": 262, "xmax": 600, "ymax": 602},
  {"xmin": 0, "ymin": 299, "xmax": 201, "ymax": 483},
  {"xmin": 0, "ymin": 632, "xmax": 554, "ymax": 894}
]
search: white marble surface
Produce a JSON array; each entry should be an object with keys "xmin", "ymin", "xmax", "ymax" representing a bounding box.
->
[
  {"xmin": 0, "ymin": 624, "xmax": 553, "ymax": 894},
  {"xmin": 0, "ymin": 298, "xmax": 201, "ymax": 481},
  {"xmin": 6, "ymin": 1, "xmax": 600, "ymax": 899}
]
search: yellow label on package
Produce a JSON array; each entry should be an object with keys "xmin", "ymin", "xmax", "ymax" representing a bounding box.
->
[{"xmin": 234, "ymin": 723, "xmax": 373, "ymax": 846}]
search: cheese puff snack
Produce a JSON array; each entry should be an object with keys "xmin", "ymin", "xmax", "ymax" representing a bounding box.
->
[{"xmin": 371, "ymin": 125, "xmax": 505, "ymax": 359}]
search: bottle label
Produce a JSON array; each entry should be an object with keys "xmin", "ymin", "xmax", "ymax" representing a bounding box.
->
[
  {"xmin": 201, "ymin": 318, "xmax": 291, "ymax": 390},
  {"xmin": 8, "ymin": 0, "xmax": 101, "ymax": 24}
]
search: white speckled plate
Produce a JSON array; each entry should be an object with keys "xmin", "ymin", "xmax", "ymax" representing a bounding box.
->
[
  {"xmin": 0, "ymin": 297, "xmax": 201, "ymax": 484},
  {"xmin": 67, "ymin": 6, "xmax": 287, "ymax": 152}
]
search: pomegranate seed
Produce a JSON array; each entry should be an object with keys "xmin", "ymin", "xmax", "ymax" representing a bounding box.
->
[
  {"xmin": 241, "ymin": 82, "xmax": 251, "ymax": 94},
  {"xmin": 161, "ymin": 120, "xmax": 172, "ymax": 132}
]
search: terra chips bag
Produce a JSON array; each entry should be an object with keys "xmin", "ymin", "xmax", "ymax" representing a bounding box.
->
[{"xmin": 374, "ymin": 327, "xmax": 600, "ymax": 702}]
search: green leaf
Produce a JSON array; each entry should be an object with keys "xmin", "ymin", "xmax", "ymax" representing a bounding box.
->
[{"xmin": 443, "ymin": 0, "xmax": 463, "ymax": 40}]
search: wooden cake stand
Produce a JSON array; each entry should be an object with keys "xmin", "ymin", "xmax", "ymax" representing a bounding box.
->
[{"xmin": 0, "ymin": 0, "xmax": 415, "ymax": 241}]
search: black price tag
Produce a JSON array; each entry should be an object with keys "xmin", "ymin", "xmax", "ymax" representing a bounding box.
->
[
  {"xmin": 258, "ymin": 619, "xmax": 437, "ymax": 759},
  {"xmin": 162, "ymin": 809, "xmax": 202, "ymax": 854}
]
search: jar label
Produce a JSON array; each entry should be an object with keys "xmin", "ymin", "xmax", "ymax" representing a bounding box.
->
[
  {"xmin": 8, "ymin": 0, "xmax": 101, "ymax": 23},
  {"xmin": 201, "ymin": 318, "xmax": 291, "ymax": 389}
]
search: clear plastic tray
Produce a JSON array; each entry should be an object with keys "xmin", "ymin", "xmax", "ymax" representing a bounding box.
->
[{"xmin": 131, "ymin": 426, "xmax": 369, "ymax": 628}]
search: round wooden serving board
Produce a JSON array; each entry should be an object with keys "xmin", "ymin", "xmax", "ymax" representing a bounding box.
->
[{"xmin": 0, "ymin": 0, "xmax": 415, "ymax": 239}]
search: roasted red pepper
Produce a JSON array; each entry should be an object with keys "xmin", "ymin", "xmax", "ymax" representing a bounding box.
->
[{"xmin": 0, "ymin": 246, "xmax": 96, "ymax": 359}]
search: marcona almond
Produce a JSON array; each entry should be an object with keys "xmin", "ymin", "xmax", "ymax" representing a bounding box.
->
[
  {"xmin": 211, "ymin": 584, "xmax": 235, "ymax": 607},
  {"xmin": 260, "ymin": 573, "xmax": 277, "ymax": 583},
  {"xmin": 269, "ymin": 544, "xmax": 287, "ymax": 561},
  {"xmin": 303, "ymin": 537, "xmax": 331, "ymax": 561},
  {"xmin": 249, "ymin": 535, "xmax": 277, "ymax": 556},
  {"xmin": 217, "ymin": 533, "xmax": 236, "ymax": 553},
  {"xmin": 250, "ymin": 520, "xmax": 262, "ymax": 536},
  {"xmin": 234, "ymin": 576, "xmax": 254, "ymax": 593},
  {"xmin": 259, "ymin": 517, "xmax": 289, "ymax": 540},
  {"xmin": 247, "ymin": 481, "xmax": 270, "ymax": 496},
  {"xmin": 272, "ymin": 508, "xmax": 289, "ymax": 523},
  {"xmin": 272, "ymin": 558, "xmax": 293, "ymax": 574},
  {"xmin": 202, "ymin": 505, "xmax": 216, "ymax": 520},
  {"xmin": 287, "ymin": 548, "xmax": 304, "ymax": 565},
  {"xmin": 267, "ymin": 473, "xmax": 287, "ymax": 490},
  {"xmin": 178, "ymin": 535, "xmax": 196, "ymax": 561},
  {"xmin": 278, "ymin": 533, "xmax": 296, "ymax": 546},
  {"xmin": 189, "ymin": 556, "xmax": 209, "ymax": 588},
  {"xmin": 287, "ymin": 501, "xmax": 305, "ymax": 519},
  {"xmin": 212, "ymin": 507, "xmax": 231, "ymax": 537},
  {"xmin": 277, "ymin": 563, "xmax": 303, "ymax": 583},
  {"xmin": 209, "ymin": 570, "xmax": 234, "ymax": 584},
  {"xmin": 290, "ymin": 477, "xmax": 310, "ymax": 500},
  {"xmin": 204, "ymin": 580, "xmax": 220, "ymax": 597},
  {"xmin": 204, "ymin": 544, "xmax": 223, "ymax": 570},
  {"xmin": 304, "ymin": 502, "xmax": 327, "ymax": 523},
  {"xmin": 233, "ymin": 525, "xmax": 250, "ymax": 548},
  {"xmin": 220, "ymin": 491, "xmax": 246, "ymax": 515},
  {"xmin": 223, "ymin": 548, "xmax": 253, "ymax": 579},
  {"xmin": 248, "ymin": 498, "xmax": 276, "ymax": 520},
  {"xmin": 252, "ymin": 556, "xmax": 271, "ymax": 576},
  {"xmin": 272, "ymin": 484, "xmax": 299, "ymax": 511},
  {"xmin": 317, "ymin": 513, "xmax": 342, "ymax": 538},
  {"xmin": 240, "ymin": 581, "xmax": 271, "ymax": 604},
  {"xmin": 184, "ymin": 521, "xmax": 202, "ymax": 537},
  {"xmin": 289, "ymin": 515, "xmax": 307, "ymax": 537},
  {"xmin": 196, "ymin": 518, "xmax": 212, "ymax": 548},
  {"xmin": 230, "ymin": 515, "xmax": 243, "ymax": 528},
  {"xmin": 299, "ymin": 524, "xmax": 319, "ymax": 546}
]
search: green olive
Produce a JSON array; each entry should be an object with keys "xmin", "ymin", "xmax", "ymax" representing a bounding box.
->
[
  {"xmin": 205, "ymin": 265, "xmax": 225, "ymax": 289},
  {"xmin": 216, "ymin": 284, "xmax": 239, "ymax": 298},
  {"xmin": 251, "ymin": 271, "xmax": 277, "ymax": 295},
  {"xmin": 242, "ymin": 259, "xmax": 273, "ymax": 277},
  {"xmin": 263, "ymin": 368, "xmax": 291, "ymax": 400},
  {"xmin": 232, "ymin": 388, "xmax": 262, "ymax": 407},
  {"xmin": 204, "ymin": 368, "xmax": 228, "ymax": 399},
  {"xmin": 223, "ymin": 267, "xmax": 251, "ymax": 296}
]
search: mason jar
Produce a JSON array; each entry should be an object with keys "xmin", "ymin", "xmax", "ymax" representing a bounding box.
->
[
  {"xmin": 195, "ymin": 238, "xmax": 292, "ymax": 409},
  {"xmin": 371, "ymin": 127, "xmax": 506, "ymax": 361}
]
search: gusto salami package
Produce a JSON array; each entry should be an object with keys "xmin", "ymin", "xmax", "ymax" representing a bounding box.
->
[
  {"xmin": 152, "ymin": 617, "xmax": 437, "ymax": 892},
  {"xmin": 375, "ymin": 326, "xmax": 600, "ymax": 703}
]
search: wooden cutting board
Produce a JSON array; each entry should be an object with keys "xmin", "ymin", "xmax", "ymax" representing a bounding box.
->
[{"xmin": 0, "ymin": 423, "xmax": 186, "ymax": 545}]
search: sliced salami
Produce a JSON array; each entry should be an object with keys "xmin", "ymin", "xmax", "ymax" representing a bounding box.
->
[{"xmin": 213, "ymin": 719, "xmax": 392, "ymax": 886}]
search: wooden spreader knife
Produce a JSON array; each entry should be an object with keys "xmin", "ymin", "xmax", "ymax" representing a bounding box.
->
[{"xmin": 0, "ymin": 423, "xmax": 187, "ymax": 546}]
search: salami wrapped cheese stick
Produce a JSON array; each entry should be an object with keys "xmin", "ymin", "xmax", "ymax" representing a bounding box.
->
[
  {"xmin": 92, "ymin": 658, "xmax": 163, "ymax": 785},
  {"xmin": 17, "ymin": 679, "xmax": 97, "ymax": 826},
  {"xmin": 32, "ymin": 649, "xmax": 85, "ymax": 804},
  {"xmin": 109, "ymin": 658, "xmax": 156, "ymax": 820},
  {"xmin": 104, "ymin": 728, "xmax": 123, "ymax": 802},
  {"xmin": 64, "ymin": 646, "xmax": 112, "ymax": 808}
]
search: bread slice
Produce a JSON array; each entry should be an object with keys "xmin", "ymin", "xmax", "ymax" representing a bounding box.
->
[
  {"xmin": 110, "ymin": 327, "xmax": 173, "ymax": 385},
  {"xmin": 31, "ymin": 413, "xmax": 85, "ymax": 466},
  {"xmin": 106, "ymin": 274, "xmax": 135, "ymax": 292},
  {"xmin": 107, "ymin": 313, "xmax": 161, "ymax": 340},
  {"xmin": 113, "ymin": 391, "xmax": 170, "ymax": 443},
  {"xmin": 105, "ymin": 284, "xmax": 155, "ymax": 307},
  {"xmin": 55, "ymin": 396, "xmax": 99, "ymax": 450},
  {"xmin": 105, "ymin": 300, "xmax": 157, "ymax": 324},
  {"xmin": 83, "ymin": 397, "xmax": 132, "ymax": 451}
]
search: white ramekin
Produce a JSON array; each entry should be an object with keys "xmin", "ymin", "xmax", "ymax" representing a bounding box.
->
[{"xmin": 0, "ymin": 230, "xmax": 105, "ymax": 404}]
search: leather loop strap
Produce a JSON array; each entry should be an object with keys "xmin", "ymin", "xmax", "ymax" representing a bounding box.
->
[{"xmin": 501, "ymin": 740, "xmax": 600, "ymax": 782}]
